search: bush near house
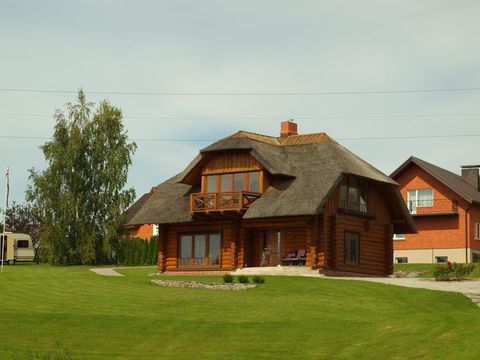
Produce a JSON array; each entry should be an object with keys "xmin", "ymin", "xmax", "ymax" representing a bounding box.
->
[
  {"xmin": 433, "ymin": 262, "xmax": 476, "ymax": 281},
  {"xmin": 115, "ymin": 236, "xmax": 159, "ymax": 266}
]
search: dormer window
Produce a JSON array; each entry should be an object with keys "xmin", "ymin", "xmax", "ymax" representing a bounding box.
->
[
  {"xmin": 340, "ymin": 176, "xmax": 368, "ymax": 213},
  {"xmin": 203, "ymin": 171, "xmax": 261, "ymax": 194}
]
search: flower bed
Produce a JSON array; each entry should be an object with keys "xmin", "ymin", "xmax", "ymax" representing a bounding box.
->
[
  {"xmin": 433, "ymin": 262, "xmax": 476, "ymax": 281},
  {"xmin": 151, "ymin": 279, "xmax": 256, "ymax": 290}
]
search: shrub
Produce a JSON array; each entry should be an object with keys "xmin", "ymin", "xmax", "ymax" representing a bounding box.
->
[
  {"xmin": 238, "ymin": 275, "xmax": 249, "ymax": 284},
  {"xmin": 223, "ymin": 274, "xmax": 234, "ymax": 283},
  {"xmin": 433, "ymin": 262, "xmax": 476, "ymax": 281},
  {"xmin": 252, "ymin": 276, "xmax": 265, "ymax": 284}
]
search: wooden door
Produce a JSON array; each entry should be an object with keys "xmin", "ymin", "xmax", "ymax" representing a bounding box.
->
[{"xmin": 266, "ymin": 231, "xmax": 283, "ymax": 266}]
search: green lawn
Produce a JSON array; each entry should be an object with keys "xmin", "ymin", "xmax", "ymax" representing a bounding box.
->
[
  {"xmin": 394, "ymin": 263, "xmax": 480, "ymax": 278},
  {"xmin": 1, "ymin": 265, "xmax": 480, "ymax": 359}
]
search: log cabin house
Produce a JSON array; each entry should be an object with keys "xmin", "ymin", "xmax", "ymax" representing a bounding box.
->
[
  {"xmin": 391, "ymin": 156, "xmax": 480, "ymax": 264},
  {"xmin": 128, "ymin": 121, "xmax": 416, "ymax": 275}
]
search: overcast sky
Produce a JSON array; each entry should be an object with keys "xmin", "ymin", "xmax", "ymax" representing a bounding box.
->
[{"xmin": 1, "ymin": 0, "xmax": 480, "ymax": 204}]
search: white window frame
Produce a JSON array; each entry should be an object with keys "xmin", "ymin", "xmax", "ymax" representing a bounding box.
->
[
  {"xmin": 407, "ymin": 189, "xmax": 434, "ymax": 214},
  {"xmin": 476, "ymin": 223, "xmax": 480, "ymax": 240},
  {"xmin": 393, "ymin": 233, "xmax": 406, "ymax": 240},
  {"xmin": 395, "ymin": 257, "xmax": 408, "ymax": 264}
]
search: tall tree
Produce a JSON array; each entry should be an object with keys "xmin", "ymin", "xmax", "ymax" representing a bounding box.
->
[{"xmin": 27, "ymin": 90, "xmax": 136, "ymax": 264}]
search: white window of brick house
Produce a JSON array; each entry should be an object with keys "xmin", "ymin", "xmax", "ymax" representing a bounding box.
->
[
  {"xmin": 476, "ymin": 223, "xmax": 480, "ymax": 240},
  {"xmin": 407, "ymin": 189, "xmax": 433, "ymax": 213},
  {"xmin": 393, "ymin": 234, "xmax": 406, "ymax": 240}
]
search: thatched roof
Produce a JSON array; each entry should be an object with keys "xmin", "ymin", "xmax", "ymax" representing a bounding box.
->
[
  {"xmin": 129, "ymin": 131, "xmax": 415, "ymax": 233},
  {"xmin": 124, "ymin": 187, "xmax": 157, "ymax": 225},
  {"xmin": 391, "ymin": 156, "xmax": 480, "ymax": 205}
]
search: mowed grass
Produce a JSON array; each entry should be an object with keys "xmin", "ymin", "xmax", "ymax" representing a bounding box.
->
[{"xmin": 1, "ymin": 265, "xmax": 480, "ymax": 359}]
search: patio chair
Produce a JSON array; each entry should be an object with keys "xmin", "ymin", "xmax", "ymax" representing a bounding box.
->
[
  {"xmin": 282, "ymin": 249, "xmax": 297, "ymax": 266},
  {"xmin": 292, "ymin": 249, "xmax": 306, "ymax": 266}
]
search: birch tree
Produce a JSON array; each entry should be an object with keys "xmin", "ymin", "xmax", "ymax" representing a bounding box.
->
[{"xmin": 27, "ymin": 90, "xmax": 136, "ymax": 264}]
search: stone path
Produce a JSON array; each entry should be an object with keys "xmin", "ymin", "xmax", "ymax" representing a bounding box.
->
[
  {"xmin": 329, "ymin": 276, "xmax": 480, "ymax": 307},
  {"xmin": 89, "ymin": 266, "xmax": 156, "ymax": 277}
]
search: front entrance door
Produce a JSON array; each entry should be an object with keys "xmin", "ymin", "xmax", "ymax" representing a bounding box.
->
[{"xmin": 265, "ymin": 231, "xmax": 283, "ymax": 266}]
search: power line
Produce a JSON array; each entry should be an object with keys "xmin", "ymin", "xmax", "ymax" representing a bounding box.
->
[
  {"xmin": 1, "ymin": 112, "xmax": 480, "ymax": 120},
  {"xmin": 1, "ymin": 87, "xmax": 480, "ymax": 96},
  {"xmin": 1, "ymin": 134, "xmax": 480, "ymax": 142}
]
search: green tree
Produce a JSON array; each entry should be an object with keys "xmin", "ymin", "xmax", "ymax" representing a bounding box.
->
[
  {"xmin": 26, "ymin": 90, "xmax": 136, "ymax": 264},
  {"xmin": 1, "ymin": 201, "xmax": 41, "ymax": 244}
]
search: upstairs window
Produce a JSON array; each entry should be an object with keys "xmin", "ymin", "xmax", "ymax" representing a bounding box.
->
[
  {"xmin": 203, "ymin": 171, "xmax": 261, "ymax": 193},
  {"xmin": 206, "ymin": 175, "xmax": 217, "ymax": 193},
  {"xmin": 407, "ymin": 189, "xmax": 433, "ymax": 213},
  {"xmin": 340, "ymin": 176, "xmax": 368, "ymax": 213},
  {"xmin": 476, "ymin": 223, "xmax": 480, "ymax": 240}
]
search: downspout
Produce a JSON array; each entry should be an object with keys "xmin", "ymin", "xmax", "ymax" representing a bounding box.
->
[{"xmin": 466, "ymin": 206, "xmax": 470, "ymax": 263}]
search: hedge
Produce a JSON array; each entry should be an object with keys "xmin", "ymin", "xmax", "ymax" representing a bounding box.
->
[{"xmin": 115, "ymin": 236, "xmax": 159, "ymax": 266}]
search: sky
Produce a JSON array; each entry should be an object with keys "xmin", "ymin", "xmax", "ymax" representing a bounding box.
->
[{"xmin": 1, "ymin": 0, "xmax": 480, "ymax": 204}]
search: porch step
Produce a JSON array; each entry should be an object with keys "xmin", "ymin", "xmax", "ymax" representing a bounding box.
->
[
  {"xmin": 464, "ymin": 293, "xmax": 480, "ymax": 307},
  {"xmin": 231, "ymin": 266, "xmax": 321, "ymax": 277}
]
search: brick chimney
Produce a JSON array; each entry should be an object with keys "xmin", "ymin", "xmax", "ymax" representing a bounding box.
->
[
  {"xmin": 461, "ymin": 165, "xmax": 480, "ymax": 190},
  {"xmin": 280, "ymin": 120, "xmax": 298, "ymax": 137}
]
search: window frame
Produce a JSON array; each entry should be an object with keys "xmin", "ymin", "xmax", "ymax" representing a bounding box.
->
[
  {"xmin": 344, "ymin": 231, "xmax": 360, "ymax": 265},
  {"xmin": 475, "ymin": 223, "xmax": 480, "ymax": 240},
  {"xmin": 395, "ymin": 257, "xmax": 408, "ymax": 264},
  {"xmin": 202, "ymin": 171, "xmax": 262, "ymax": 194},
  {"xmin": 177, "ymin": 232, "xmax": 222, "ymax": 269},
  {"xmin": 16, "ymin": 240, "xmax": 30, "ymax": 248},
  {"xmin": 393, "ymin": 233, "xmax": 406, "ymax": 241},
  {"xmin": 407, "ymin": 188, "xmax": 434, "ymax": 213},
  {"xmin": 340, "ymin": 176, "xmax": 368, "ymax": 213}
]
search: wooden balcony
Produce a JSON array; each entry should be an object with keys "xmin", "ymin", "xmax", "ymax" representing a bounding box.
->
[
  {"xmin": 190, "ymin": 191, "xmax": 261, "ymax": 213},
  {"xmin": 406, "ymin": 199, "xmax": 458, "ymax": 216}
]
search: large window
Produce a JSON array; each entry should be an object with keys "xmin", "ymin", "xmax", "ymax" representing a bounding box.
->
[
  {"xmin": 340, "ymin": 176, "xmax": 368, "ymax": 213},
  {"xmin": 344, "ymin": 232, "xmax": 359, "ymax": 265},
  {"xmin": 407, "ymin": 189, "xmax": 433, "ymax": 213},
  {"xmin": 203, "ymin": 171, "xmax": 261, "ymax": 193},
  {"xmin": 179, "ymin": 233, "xmax": 221, "ymax": 267}
]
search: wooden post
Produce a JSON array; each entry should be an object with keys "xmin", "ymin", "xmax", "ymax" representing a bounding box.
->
[
  {"xmin": 327, "ymin": 215, "xmax": 337, "ymax": 270},
  {"xmin": 157, "ymin": 224, "xmax": 168, "ymax": 272},
  {"xmin": 384, "ymin": 224, "xmax": 394, "ymax": 275}
]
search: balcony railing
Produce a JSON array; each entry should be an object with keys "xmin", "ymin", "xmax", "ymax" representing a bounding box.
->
[
  {"xmin": 190, "ymin": 191, "xmax": 261, "ymax": 213},
  {"xmin": 340, "ymin": 200, "xmax": 369, "ymax": 214},
  {"xmin": 406, "ymin": 199, "xmax": 458, "ymax": 215}
]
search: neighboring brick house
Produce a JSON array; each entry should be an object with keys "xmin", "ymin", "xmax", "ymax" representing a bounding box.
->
[
  {"xmin": 391, "ymin": 157, "xmax": 480, "ymax": 264},
  {"xmin": 127, "ymin": 121, "xmax": 415, "ymax": 275},
  {"xmin": 125, "ymin": 187, "xmax": 159, "ymax": 240}
]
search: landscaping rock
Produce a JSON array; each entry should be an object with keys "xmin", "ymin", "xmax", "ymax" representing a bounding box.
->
[{"xmin": 151, "ymin": 279, "xmax": 256, "ymax": 290}]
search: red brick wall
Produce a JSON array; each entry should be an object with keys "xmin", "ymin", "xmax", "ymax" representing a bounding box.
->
[
  {"xmin": 394, "ymin": 164, "xmax": 469, "ymax": 250},
  {"xmin": 127, "ymin": 224, "xmax": 155, "ymax": 240}
]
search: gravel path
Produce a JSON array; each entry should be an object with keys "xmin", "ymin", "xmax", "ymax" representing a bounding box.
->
[{"xmin": 89, "ymin": 266, "xmax": 156, "ymax": 277}]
